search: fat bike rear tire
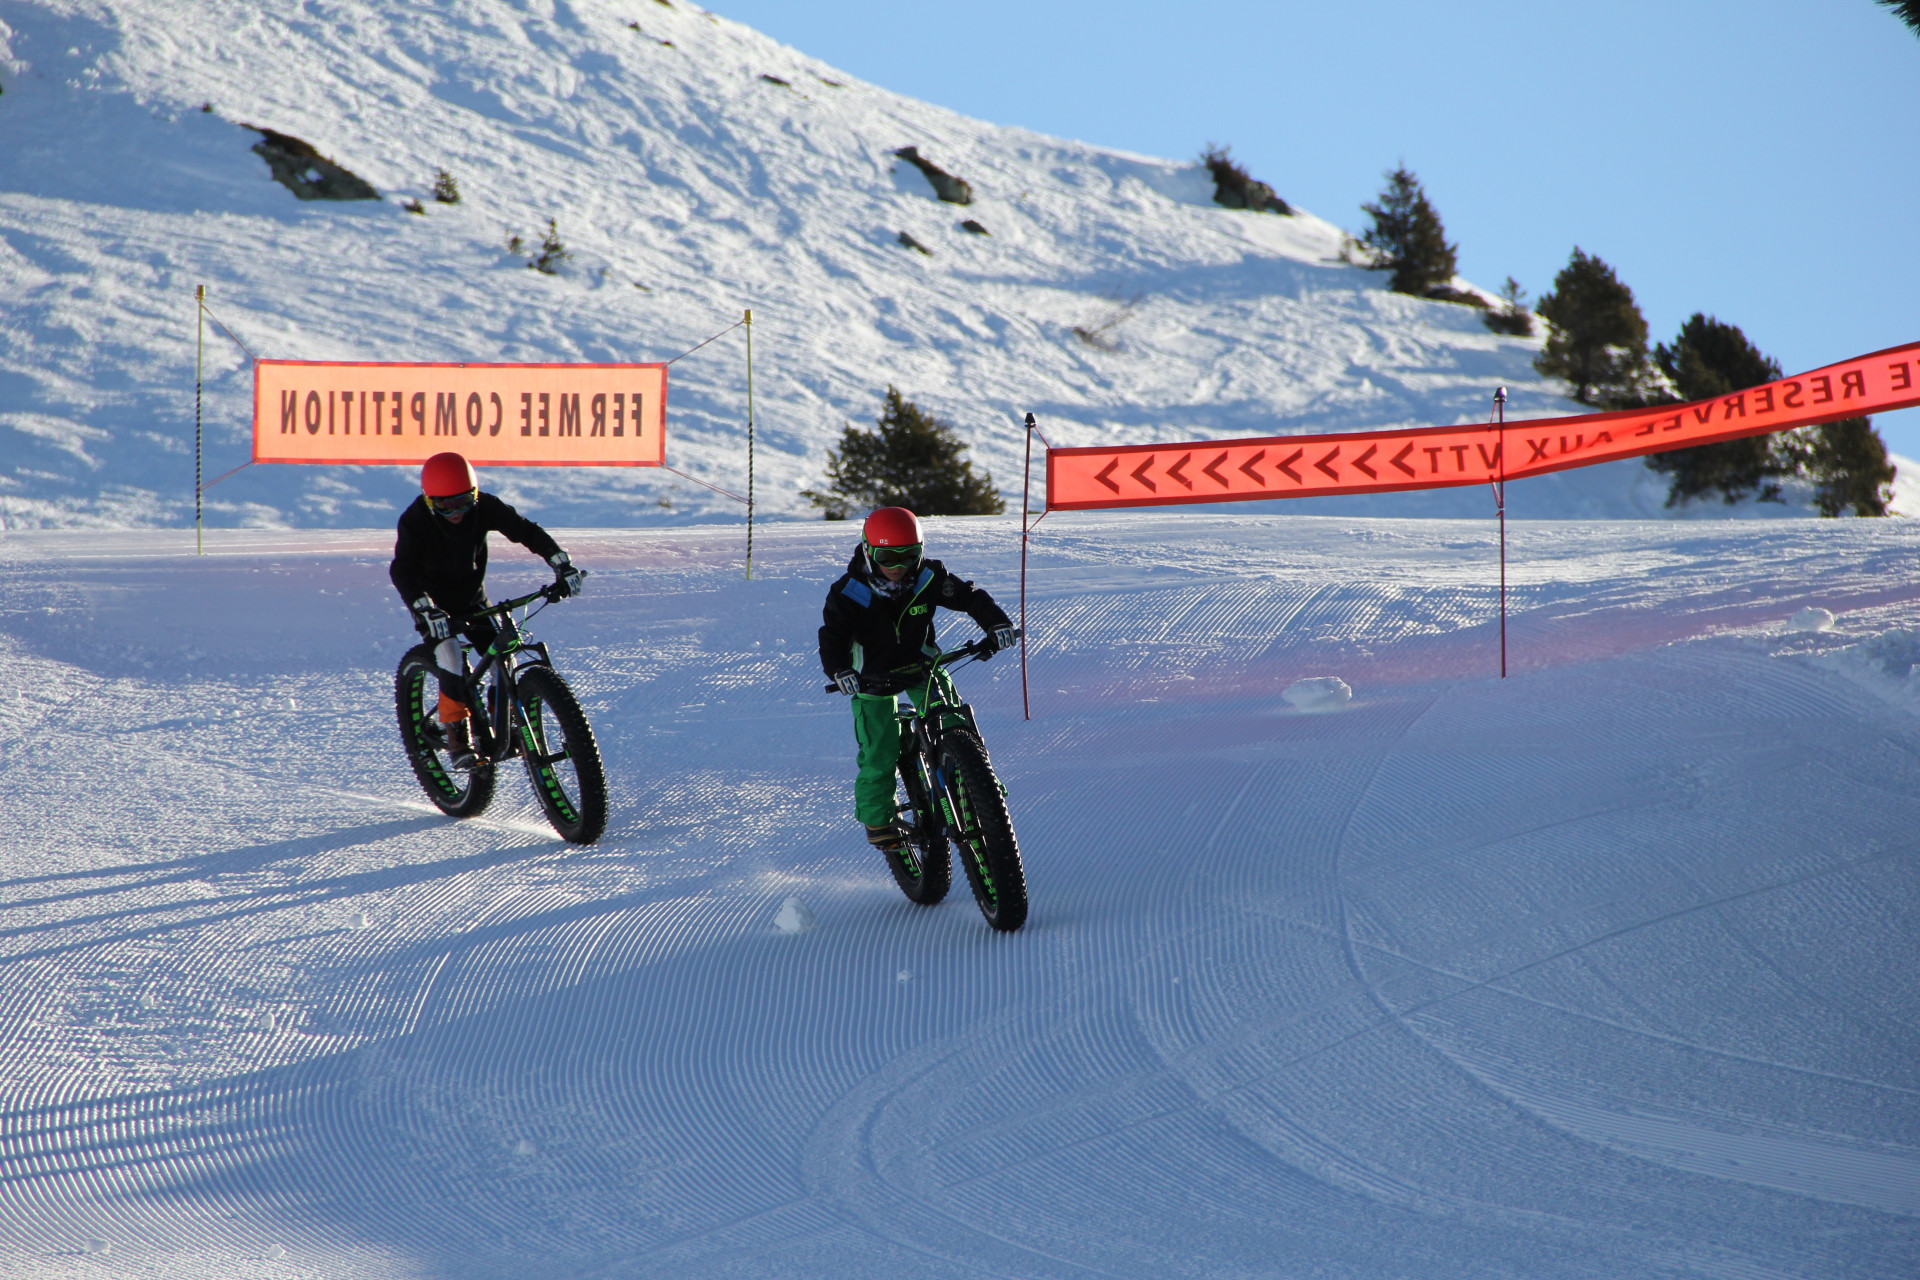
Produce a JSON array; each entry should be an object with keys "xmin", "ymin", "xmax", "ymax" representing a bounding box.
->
[
  {"xmin": 395, "ymin": 644, "xmax": 495, "ymax": 819},
  {"xmin": 936, "ymin": 731, "xmax": 1027, "ymax": 932},
  {"xmin": 514, "ymin": 665, "xmax": 608, "ymax": 844},
  {"xmin": 887, "ymin": 747, "xmax": 952, "ymax": 905}
]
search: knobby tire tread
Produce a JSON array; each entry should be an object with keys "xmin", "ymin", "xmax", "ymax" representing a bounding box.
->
[
  {"xmin": 888, "ymin": 746, "xmax": 952, "ymax": 905},
  {"xmin": 395, "ymin": 644, "xmax": 495, "ymax": 818},
  {"xmin": 515, "ymin": 665, "xmax": 609, "ymax": 844},
  {"xmin": 938, "ymin": 731, "xmax": 1028, "ymax": 931}
]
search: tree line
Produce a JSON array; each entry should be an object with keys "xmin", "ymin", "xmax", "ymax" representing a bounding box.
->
[
  {"xmin": 806, "ymin": 108, "xmax": 1905, "ymax": 522},
  {"xmin": 1354, "ymin": 167, "xmax": 1895, "ymax": 515}
]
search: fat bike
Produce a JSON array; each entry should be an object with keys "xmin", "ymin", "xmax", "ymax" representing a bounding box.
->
[
  {"xmin": 831, "ymin": 635, "xmax": 1029, "ymax": 932},
  {"xmin": 395, "ymin": 582, "xmax": 607, "ymax": 844}
]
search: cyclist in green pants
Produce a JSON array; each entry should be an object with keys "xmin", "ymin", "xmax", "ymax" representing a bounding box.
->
[{"xmin": 819, "ymin": 507, "xmax": 1016, "ymax": 850}]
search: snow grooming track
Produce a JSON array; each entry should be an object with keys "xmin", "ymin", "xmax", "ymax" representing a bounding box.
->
[{"xmin": 1, "ymin": 516, "xmax": 1918, "ymax": 1278}]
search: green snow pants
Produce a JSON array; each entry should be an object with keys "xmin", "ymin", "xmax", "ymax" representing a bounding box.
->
[{"xmin": 849, "ymin": 668, "xmax": 956, "ymax": 827}]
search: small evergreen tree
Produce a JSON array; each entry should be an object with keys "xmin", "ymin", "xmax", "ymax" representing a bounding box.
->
[
  {"xmin": 805, "ymin": 387, "xmax": 1005, "ymax": 519},
  {"xmin": 1797, "ymin": 417, "xmax": 1896, "ymax": 516},
  {"xmin": 1482, "ymin": 276, "xmax": 1535, "ymax": 336},
  {"xmin": 531, "ymin": 217, "xmax": 570, "ymax": 274},
  {"xmin": 1359, "ymin": 166, "xmax": 1458, "ymax": 298},
  {"xmin": 1533, "ymin": 247, "xmax": 1652, "ymax": 407},
  {"xmin": 1644, "ymin": 313, "xmax": 1791, "ymax": 505},
  {"xmin": 1876, "ymin": 1, "xmax": 1920, "ymax": 38},
  {"xmin": 433, "ymin": 168, "xmax": 461, "ymax": 204}
]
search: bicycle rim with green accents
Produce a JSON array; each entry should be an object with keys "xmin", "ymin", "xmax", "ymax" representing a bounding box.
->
[
  {"xmin": 519, "ymin": 687, "xmax": 581, "ymax": 826},
  {"xmin": 948, "ymin": 777, "xmax": 997, "ymax": 903}
]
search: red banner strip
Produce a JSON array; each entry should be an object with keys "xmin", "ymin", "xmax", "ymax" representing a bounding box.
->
[{"xmin": 1046, "ymin": 342, "xmax": 1920, "ymax": 511}]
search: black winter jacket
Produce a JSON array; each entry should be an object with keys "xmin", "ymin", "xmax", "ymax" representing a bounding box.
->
[
  {"xmin": 818, "ymin": 547, "xmax": 1011, "ymax": 692},
  {"xmin": 389, "ymin": 492, "xmax": 563, "ymax": 608}
]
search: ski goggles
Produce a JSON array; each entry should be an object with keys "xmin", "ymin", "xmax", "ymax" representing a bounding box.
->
[
  {"xmin": 867, "ymin": 542, "xmax": 923, "ymax": 571},
  {"xmin": 427, "ymin": 488, "xmax": 478, "ymax": 516}
]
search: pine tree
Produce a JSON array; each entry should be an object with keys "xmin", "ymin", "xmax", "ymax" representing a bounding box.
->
[
  {"xmin": 1533, "ymin": 247, "xmax": 1652, "ymax": 407},
  {"xmin": 1800, "ymin": 417, "xmax": 1896, "ymax": 516},
  {"xmin": 805, "ymin": 387, "xmax": 1004, "ymax": 518},
  {"xmin": 1644, "ymin": 314, "xmax": 1789, "ymax": 505},
  {"xmin": 1482, "ymin": 276, "xmax": 1534, "ymax": 336},
  {"xmin": 1359, "ymin": 167, "xmax": 1458, "ymax": 298},
  {"xmin": 1877, "ymin": 1, "xmax": 1920, "ymax": 38},
  {"xmin": 1644, "ymin": 314, "xmax": 1895, "ymax": 514}
]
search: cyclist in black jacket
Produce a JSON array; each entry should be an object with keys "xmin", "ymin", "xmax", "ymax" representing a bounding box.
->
[
  {"xmin": 819, "ymin": 507, "xmax": 1014, "ymax": 849},
  {"xmin": 390, "ymin": 451, "xmax": 583, "ymax": 767}
]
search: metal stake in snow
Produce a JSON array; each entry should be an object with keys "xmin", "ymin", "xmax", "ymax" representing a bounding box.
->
[
  {"xmin": 195, "ymin": 285, "xmax": 204, "ymax": 556},
  {"xmin": 1018, "ymin": 411, "xmax": 1052, "ymax": 721},
  {"xmin": 744, "ymin": 307, "xmax": 755, "ymax": 580},
  {"xmin": 1493, "ymin": 385, "xmax": 1507, "ymax": 678}
]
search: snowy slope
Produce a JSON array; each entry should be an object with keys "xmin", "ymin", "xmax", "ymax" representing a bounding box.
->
[
  {"xmin": 0, "ymin": 0, "xmax": 1847, "ymax": 529},
  {"xmin": 1, "ymin": 515, "xmax": 1917, "ymax": 1277}
]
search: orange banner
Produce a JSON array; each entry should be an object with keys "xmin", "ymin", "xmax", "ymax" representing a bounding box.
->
[
  {"xmin": 1046, "ymin": 342, "xmax": 1920, "ymax": 510},
  {"xmin": 253, "ymin": 361, "xmax": 667, "ymax": 466}
]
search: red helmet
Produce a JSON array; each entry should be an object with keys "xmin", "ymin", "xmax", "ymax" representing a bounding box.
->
[
  {"xmin": 862, "ymin": 506, "xmax": 921, "ymax": 548},
  {"xmin": 421, "ymin": 451, "xmax": 476, "ymax": 498}
]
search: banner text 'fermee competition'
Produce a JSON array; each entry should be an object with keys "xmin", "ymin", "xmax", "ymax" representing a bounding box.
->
[{"xmin": 254, "ymin": 361, "xmax": 667, "ymax": 467}]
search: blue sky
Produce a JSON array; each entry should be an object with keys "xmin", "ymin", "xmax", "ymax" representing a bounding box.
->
[{"xmin": 710, "ymin": 0, "xmax": 1920, "ymax": 456}]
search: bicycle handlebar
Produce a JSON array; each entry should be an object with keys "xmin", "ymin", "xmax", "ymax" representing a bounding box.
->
[
  {"xmin": 822, "ymin": 628, "xmax": 1022, "ymax": 694},
  {"xmin": 447, "ymin": 576, "xmax": 581, "ymax": 627}
]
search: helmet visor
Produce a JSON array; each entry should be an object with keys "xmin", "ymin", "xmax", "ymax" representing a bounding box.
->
[
  {"xmin": 428, "ymin": 488, "xmax": 478, "ymax": 517},
  {"xmin": 868, "ymin": 542, "xmax": 922, "ymax": 571}
]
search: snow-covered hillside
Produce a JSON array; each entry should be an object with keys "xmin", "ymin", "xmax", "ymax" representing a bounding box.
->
[
  {"xmin": 2, "ymin": 515, "xmax": 1917, "ymax": 1276},
  {"xmin": 1, "ymin": 0, "xmax": 1854, "ymax": 529}
]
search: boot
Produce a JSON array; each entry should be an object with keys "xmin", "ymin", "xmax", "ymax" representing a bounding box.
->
[
  {"xmin": 444, "ymin": 717, "xmax": 479, "ymax": 770},
  {"xmin": 865, "ymin": 821, "xmax": 907, "ymax": 851}
]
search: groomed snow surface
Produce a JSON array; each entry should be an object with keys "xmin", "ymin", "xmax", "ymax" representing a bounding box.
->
[{"xmin": 2, "ymin": 514, "xmax": 1917, "ymax": 1278}]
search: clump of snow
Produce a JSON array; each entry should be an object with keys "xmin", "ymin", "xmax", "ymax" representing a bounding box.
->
[
  {"xmin": 1283, "ymin": 676, "xmax": 1353, "ymax": 712},
  {"xmin": 773, "ymin": 896, "xmax": 816, "ymax": 934},
  {"xmin": 86, "ymin": 1237, "xmax": 111, "ymax": 1256},
  {"xmin": 347, "ymin": 910, "xmax": 371, "ymax": 930},
  {"xmin": 512, "ymin": 1138, "xmax": 537, "ymax": 1157},
  {"xmin": 897, "ymin": 969, "xmax": 913, "ymax": 983},
  {"xmin": 1789, "ymin": 607, "xmax": 1837, "ymax": 632},
  {"xmin": 265, "ymin": 1244, "xmax": 288, "ymax": 1261},
  {"xmin": 254, "ymin": 1010, "xmax": 278, "ymax": 1034}
]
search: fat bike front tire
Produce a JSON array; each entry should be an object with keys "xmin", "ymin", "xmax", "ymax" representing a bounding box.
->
[
  {"xmin": 514, "ymin": 665, "xmax": 608, "ymax": 844},
  {"xmin": 937, "ymin": 731, "xmax": 1028, "ymax": 932},
  {"xmin": 887, "ymin": 747, "xmax": 952, "ymax": 905},
  {"xmin": 395, "ymin": 644, "xmax": 495, "ymax": 819}
]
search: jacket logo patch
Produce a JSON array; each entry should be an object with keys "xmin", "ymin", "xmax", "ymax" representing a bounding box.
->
[{"xmin": 909, "ymin": 604, "xmax": 929, "ymax": 615}]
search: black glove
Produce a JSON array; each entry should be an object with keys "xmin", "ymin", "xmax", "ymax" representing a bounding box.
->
[
  {"xmin": 981, "ymin": 623, "xmax": 1018, "ymax": 658},
  {"xmin": 410, "ymin": 595, "xmax": 451, "ymax": 640},
  {"xmin": 831, "ymin": 669, "xmax": 861, "ymax": 696},
  {"xmin": 549, "ymin": 551, "xmax": 585, "ymax": 599}
]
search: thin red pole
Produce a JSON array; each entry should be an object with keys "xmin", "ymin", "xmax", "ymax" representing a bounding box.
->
[
  {"xmin": 1019, "ymin": 412, "xmax": 1034, "ymax": 721},
  {"xmin": 1495, "ymin": 386, "xmax": 1507, "ymax": 679}
]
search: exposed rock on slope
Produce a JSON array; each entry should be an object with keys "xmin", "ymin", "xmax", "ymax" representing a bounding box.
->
[
  {"xmin": 892, "ymin": 145, "xmax": 974, "ymax": 205},
  {"xmin": 246, "ymin": 128, "xmax": 379, "ymax": 201}
]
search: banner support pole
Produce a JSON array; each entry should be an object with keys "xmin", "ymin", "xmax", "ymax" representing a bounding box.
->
[
  {"xmin": 1020, "ymin": 412, "xmax": 1036, "ymax": 721},
  {"xmin": 1494, "ymin": 385, "xmax": 1507, "ymax": 678},
  {"xmin": 744, "ymin": 308, "xmax": 755, "ymax": 580},
  {"xmin": 195, "ymin": 285, "xmax": 205, "ymax": 556}
]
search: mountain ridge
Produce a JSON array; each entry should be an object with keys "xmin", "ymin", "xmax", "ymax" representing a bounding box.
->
[{"xmin": 0, "ymin": 0, "xmax": 1878, "ymax": 527}]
